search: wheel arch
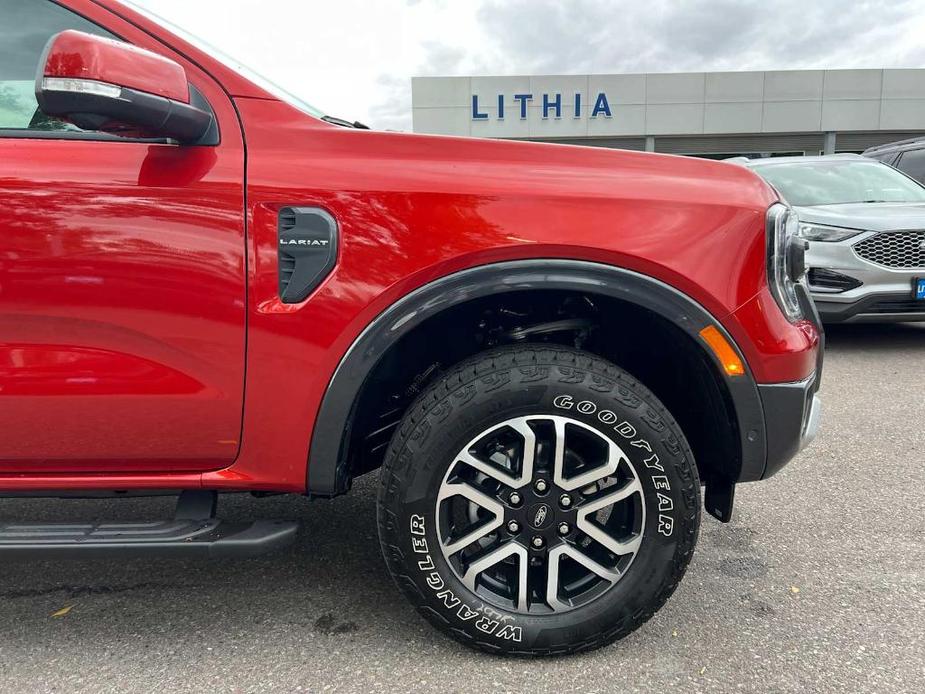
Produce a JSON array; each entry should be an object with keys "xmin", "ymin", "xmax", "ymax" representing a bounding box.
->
[{"xmin": 307, "ymin": 259, "xmax": 767, "ymax": 497}]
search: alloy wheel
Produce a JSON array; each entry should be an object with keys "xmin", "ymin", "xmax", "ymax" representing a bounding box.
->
[{"xmin": 436, "ymin": 415, "xmax": 645, "ymax": 614}]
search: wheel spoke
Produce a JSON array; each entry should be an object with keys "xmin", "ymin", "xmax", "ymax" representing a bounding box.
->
[
  {"xmin": 455, "ymin": 417, "xmax": 536, "ymax": 488},
  {"xmin": 552, "ymin": 416, "xmax": 567, "ymax": 485},
  {"xmin": 551, "ymin": 416, "xmax": 628, "ymax": 491},
  {"xmin": 436, "ymin": 480, "xmax": 503, "ymax": 509},
  {"xmin": 581, "ymin": 478, "xmax": 643, "ymax": 513},
  {"xmin": 507, "ymin": 417, "xmax": 538, "ymax": 485},
  {"xmin": 437, "ymin": 482, "xmax": 504, "ymax": 555},
  {"xmin": 577, "ymin": 478, "xmax": 644, "ymax": 556},
  {"xmin": 462, "ymin": 542, "xmax": 529, "ymax": 611},
  {"xmin": 545, "ymin": 544, "xmax": 567, "ymax": 611}
]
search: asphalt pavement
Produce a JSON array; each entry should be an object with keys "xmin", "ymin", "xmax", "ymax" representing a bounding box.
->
[{"xmin": 0, "ymin": 322, "xmax": 923, "ymax": 693}]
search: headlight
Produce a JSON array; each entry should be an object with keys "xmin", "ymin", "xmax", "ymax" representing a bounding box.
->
[
  {"xmin": 798, "ymin": 223, "xmax": 863, "ymax": 242},
  {"xmin": 767, "ymin": 204, "xmax": 807, "ymax": 322}
]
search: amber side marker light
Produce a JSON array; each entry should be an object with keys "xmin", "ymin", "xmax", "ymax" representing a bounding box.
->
[{"xmin": 699, "ymin": 325, "xmax": 745, "ymax": 377}]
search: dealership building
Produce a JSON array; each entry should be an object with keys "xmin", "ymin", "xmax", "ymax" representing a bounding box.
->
[{"xmin": 411, "ymin": 69, "xmax": 925, "ymax": 158}]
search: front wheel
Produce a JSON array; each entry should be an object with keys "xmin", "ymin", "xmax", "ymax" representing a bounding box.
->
[{"xmin": 377, "ymin": 345, "xmax": 700, "ymax": 656}]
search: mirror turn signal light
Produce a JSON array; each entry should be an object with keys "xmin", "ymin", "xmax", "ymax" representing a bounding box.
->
[{"xmin": 699, "ymin": 325, "xmax": 745, "ymax": 377}]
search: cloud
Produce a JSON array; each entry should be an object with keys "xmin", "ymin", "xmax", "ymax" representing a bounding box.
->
[
  {"xmin": 418, "ymin": 42, "xmax": 469, "ymax": 75},
  {"xmin": 368, "ymin": 74, "xmax": 411, "ymax": 131},
  {"xmin": 132, "ymin": 0, "xmax": 925, "ymax": 132},
  {"xmin": 473, "ymin": 0, "xmax": 925, "ymax": 75}
]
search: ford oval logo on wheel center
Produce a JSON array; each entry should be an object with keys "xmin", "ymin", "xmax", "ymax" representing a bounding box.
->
[{"xmin": 532, "ymin": 503, "xmax": 550, "ymax": 529}]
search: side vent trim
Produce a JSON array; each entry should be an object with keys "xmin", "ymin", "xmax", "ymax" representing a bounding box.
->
[{"xmin": 278, "ymin": 207, "xmax": 338, "ymax": 303}]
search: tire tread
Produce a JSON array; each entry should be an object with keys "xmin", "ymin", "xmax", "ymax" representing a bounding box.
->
[{"xmin": 377, "ymin": 344, "xmax": 700, "ymax": 656}]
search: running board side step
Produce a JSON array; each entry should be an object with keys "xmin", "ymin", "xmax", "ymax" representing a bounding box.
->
[{"xmin": 0, "ymin": 491, "xmax": 298, "ymax": 560}]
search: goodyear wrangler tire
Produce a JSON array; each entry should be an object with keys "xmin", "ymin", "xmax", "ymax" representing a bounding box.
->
[{"xmin": 377, "ymin": 344, "xmax": 700, "ymax": 656}]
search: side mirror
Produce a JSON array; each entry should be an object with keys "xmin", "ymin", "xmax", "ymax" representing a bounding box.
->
[{"xmin": 35, "ymin": 30, "xmax": 213, "ymax": 143}]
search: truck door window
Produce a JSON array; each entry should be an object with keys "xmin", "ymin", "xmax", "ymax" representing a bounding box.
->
[{"xmin": 0, "ymin": 0, "xmax": 116, "ymax": 133}]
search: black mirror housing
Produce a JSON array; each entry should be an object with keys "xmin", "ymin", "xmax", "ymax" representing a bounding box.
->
[{"xmin": 37, "ymin": 79, "xmax": 216, "ymax": 143}]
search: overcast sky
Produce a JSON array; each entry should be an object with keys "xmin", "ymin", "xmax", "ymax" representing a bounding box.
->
[{"xmin": 132, "ymin": 0, "xmax": 925, "ymax": 131}]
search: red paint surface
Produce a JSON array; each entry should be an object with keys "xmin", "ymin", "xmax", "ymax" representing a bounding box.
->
[
  {"xmin": 0, "ymin": 0, "xmax": 819, "ymax": 492},
  {"xmin": 0, "ymin": 1, "xmax": 245, "ymax": 477},
  {"xmin": 43, "ymin": 29, "xmax": 189, "ymax": 102}
]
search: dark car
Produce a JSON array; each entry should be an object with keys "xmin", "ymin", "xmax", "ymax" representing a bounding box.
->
[{"xmin": 864, "ymin": 136, "xmax": 925, "ymax": 184}]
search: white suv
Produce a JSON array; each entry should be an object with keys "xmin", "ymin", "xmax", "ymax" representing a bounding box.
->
[{"xmin": 736, "ymin": 154, "xmax": 925, "ymax": 323}]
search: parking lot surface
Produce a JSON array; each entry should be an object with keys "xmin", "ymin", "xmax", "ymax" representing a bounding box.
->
[{"xmin": 0, "ymin": 323, "xmax": 922, "ymax": 694}]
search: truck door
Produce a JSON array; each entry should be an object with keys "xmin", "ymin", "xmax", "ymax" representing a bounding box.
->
[{"xmin": 0, "ymin": 0, "xmax": 246, "ymax": 473}]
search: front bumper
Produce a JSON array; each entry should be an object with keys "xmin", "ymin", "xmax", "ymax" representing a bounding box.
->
[
  {"xmin": 756, "ymin": 282, "xmax": 824, "ymax": 479},
  {"xmin": 758, "ymin": 377, "xmax": 822, "ymax": 478},
  {"xmin": 707, "ymin": 285, "xmax": 821, "ymax": 520},
  {"xmin": 806, "ymin": 235, "xmax": 925, "ymax": 323},
  {"xmin": 815, "ymin": 292, "xmax": 925, "ymax": 323}
]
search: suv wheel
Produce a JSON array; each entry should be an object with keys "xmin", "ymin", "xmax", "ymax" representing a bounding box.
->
[{"xmin": 377, "ymin": 345, "xmax": 700, "ymax": 656}]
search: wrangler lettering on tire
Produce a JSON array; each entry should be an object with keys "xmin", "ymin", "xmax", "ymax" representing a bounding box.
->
[{"xmin": 377, "ymin": 345, "xmax": 700, "ymax": 656}]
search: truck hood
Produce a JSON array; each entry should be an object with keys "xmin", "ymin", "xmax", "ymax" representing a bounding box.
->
[
  {"xmin": 233, "ymin": 94, "xmax": 780, "ymax": 214},
  {"xmin": 327, "ymin": 128, "xmax": 779, "ymax": 212},
  {"xmin": 794, "ymin": 202, "xmax": 925, "ymax": 232}
]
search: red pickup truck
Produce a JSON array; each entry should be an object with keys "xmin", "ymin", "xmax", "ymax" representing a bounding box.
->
[{"xmin": 0, "ymin": 0, "xmax": 822, "ymax": 656}]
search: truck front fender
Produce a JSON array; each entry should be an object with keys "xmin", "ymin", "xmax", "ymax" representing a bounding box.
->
[{"xmin": 307, "ymin": 259, "xmax": 767, "ymax": 496}]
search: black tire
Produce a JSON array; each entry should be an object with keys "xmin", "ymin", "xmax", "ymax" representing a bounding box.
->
[{"xmin": 377, "ymin": 344, "xmax": 700, "ymax": 656}]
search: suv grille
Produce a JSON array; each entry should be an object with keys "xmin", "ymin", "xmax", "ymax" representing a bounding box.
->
[{"xmin": 853, "ymin": 231, "xmax": 925, "ymax": 269}]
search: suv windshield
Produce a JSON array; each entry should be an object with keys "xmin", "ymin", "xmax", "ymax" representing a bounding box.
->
[
  {"xmin": 754, "ymin": 160, "xmax": 925, "ymax": 206},
  {"xmin": 124, "ymin": 1, "xmax": 326, "ymax": 120}
]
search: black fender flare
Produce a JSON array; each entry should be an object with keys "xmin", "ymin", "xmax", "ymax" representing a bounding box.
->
[{"xmin": 307, "ymin": 259, "xmax": 767, "ymax": 496}]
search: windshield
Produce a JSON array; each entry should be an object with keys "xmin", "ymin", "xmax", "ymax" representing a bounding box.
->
[
  {"xmin": 123, "ymin": 1, "xmax": 326, "ymax": 119},
  {"xmin": 754, "ymin": 160, "xmax": 925, "ymax": 206}
]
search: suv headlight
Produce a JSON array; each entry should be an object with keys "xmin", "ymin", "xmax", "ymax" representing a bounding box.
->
[
  {"xmin": 767, "ymin": 204, "xmax": 808, "ymax": 322},
  {"xmin": 798, "ymin": 223, "xmax": 863, "ymax": 242}
]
